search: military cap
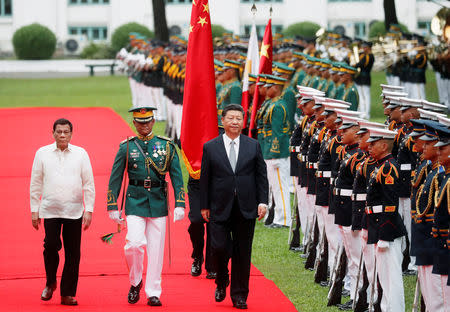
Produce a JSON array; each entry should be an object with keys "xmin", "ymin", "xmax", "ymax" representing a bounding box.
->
[
  {"xmin": 293, "ymin": 51, "xmax": 307, "ymax": 59},
  {"xmin": 257, "ymin": 74, "xmax": 268, "ymax": 86},
  {"xmin": 312, "ymin": 96, "xmax": 327, "ymax": 109},
  {"xmin": 264, "ymin": 74, "xmax": 287, "ymax": 87},
  {"xmin": 335, "ymin": 109, "xmax": 365, "ymax": 118},
  {"xmin": 361, "ymin": 40, "xmax": 373, "ymax": 48},
  {"xmin": 386, "ymin": 96, "xmax": 404, "ymax": 109},
  {"xmin": 437, "ymin": 115, "xmax": 450, "ymax": 127},
  {"xmin": 248, "ymin": 74, "xmax": 257, "ymax": 85},
  {"xmin": 321, "ymin": 102, "xmax": 349, "ymax": 116},
  {"xmin": 419, "ymin": 120, "xmax": 443, "ymax": 141},
  {"xmin": 380, "ymin": 84, "xmax": 405, "ymax": 92},
  {"xmin": 418, "ymin": 108, "xmax": 446, "ymax": 121},
  {"xmin": 380, "ymin": 90, "xmax": 408, "ymax": 98},
  {"xmin": 297, "ymin": 86, "xmax": 325, "ymax": 95},
  {"xmin": 223, "ymin": 59, "xmax": 242, "ymax": 70},
  {"xmin": 421, "ymin": 100, "xmax": 447, "ymax": 113},
  {"xmin": 339, "ymin": 115, "xmax": 363, "ymax": 130},
  {"xmin": 319, "ymin": 59, "xmax": 332, "ymax": 71},
  {"xmin": 325, "ymin": 98, "xmax": 352, "ymax": 107},
  {"xmin": 214, "ymin": 59, "xmax": 224, "ymax": 71},
  {"xmin": 399, "ymin": 98, "xmax": 422, "ymax": 111},
  {"xmin": 341, "ymin": 63, "xmax": 358, "ymax": 75},
  {"xmin": 434, "ymin": 125, "xmax": 450, "ymax": 147},
  {"xmin": 330, "ymin": 62, "xmax": 342, "ymax": 74},
  {"xmin": 356, "ymin": 120, "xmax": 387, "ymax": 135},
  {"xmin": 409, "ymin": 119, "xmax": 427, "ymax": 138},
  {"xmin": 273, "ymin": 62, "xmax": 295, "ymax": 76},
  {"xmin": 129, "ymin": 107, "xmax": 156, "ymax": 123},
  {"xmin": 367, "ymin": 128, "xmax": 397, "ymax": 142}
]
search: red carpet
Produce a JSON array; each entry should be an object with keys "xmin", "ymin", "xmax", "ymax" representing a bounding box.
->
[{"xmin": 0, "ymin": 107, "xmax": 296, "ymax": 311}]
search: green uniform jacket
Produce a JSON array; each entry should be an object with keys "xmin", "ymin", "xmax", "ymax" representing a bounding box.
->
[
  {"xmin": 107, "ymin": 136, "xmax": 185, "ymax": 217},
  {"xmin": 263, "ymin": 98, "xmax": 290, "ymax": 159},
  {"xmin": 334, "ymin": 83, "xmax": 345, "ymax": 100},
  {"xmin": 324, "ymin": 80, "xmax": 335, "ymax": 98},
  {"xmin": 291, "ymin": 69, "xmax": 307, "ymax": 89},
  {"xmin": 282, "ymin": 85, "xmax": 296, "ymax": 133},
  {"xmin": 309, "ymin": 76, "xmax": 321, "ymax": 89},
  {"xmin": 217, "ymin": 79, "xmax": 242, "ymax": 127},
  {"xmin": 256, "ymin": 99, "xmax": 272, "ymax": 152},
  {"xmin": 342, "ymin": 83, "xmax": 359, "ymax": 111}
]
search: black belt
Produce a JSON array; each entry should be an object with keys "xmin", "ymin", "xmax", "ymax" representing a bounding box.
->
[{"xmin": 129, "ymin": 179, "xmax": 165, "ymax": 188}]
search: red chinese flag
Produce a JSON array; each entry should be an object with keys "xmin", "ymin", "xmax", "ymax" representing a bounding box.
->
[
  {"xmin": 248, "ymin": 18, "xmax": 273, "ymax": 137},
  {"xmin": 181, "ymin": 0, "xmax": 218, "ymax": 179}
]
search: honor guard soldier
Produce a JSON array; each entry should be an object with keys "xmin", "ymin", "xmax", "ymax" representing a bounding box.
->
[
  {"xmin": 333, "ymin": 116, "xmax": 363, "ymax": 310},
  {"xmin": 366, "ymin": 127, "xmax": 406, "ymax": 312},
  {"xmin": 315, "ymin": 102, "xmax": 345, "ymax": 281},
  {"xmin": 432, "ymin": 125, "xmax": 450, "ymax": 293},
  {"xmin": 412, "ymin": 120, "xmax": 448, "ymax": 311},
  {"xmin": 338, "ymin": 64, "xmax": 359, "ymax": 112},
  {"xmin": 216, "ymin": 59, "xmax": 243, "ymax": 132},
  {"xmin": 408, "ymin": 36, "xmax": 427, "ymax": 100},
  {"xmin": 355, "ymin": 41, "xmax": 374, "ymax": 119},
  {"xmin": 263, "ymin": 75, "xmax": 292, "ymax": 228},
  {"xmin": 107, "ymin": 107, "xmax": 186, "ymax": 307},
  {"xmin": 273, "ymin": 62, "xmax": 297, "ymax": 132}
]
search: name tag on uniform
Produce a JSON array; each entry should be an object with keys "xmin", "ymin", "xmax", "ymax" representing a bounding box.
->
[{"xmin": 400, "ymin": 164, "xmax": 411, "ymax": 171}]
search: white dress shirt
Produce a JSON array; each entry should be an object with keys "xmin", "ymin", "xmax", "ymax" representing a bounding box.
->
[
  {"xmin": 30, "ymin": 143, "xmax": 95, "ymax": 219},
  {"xmin": 223, "ymin": 133, "xmax": 240, "ymax": 162}
]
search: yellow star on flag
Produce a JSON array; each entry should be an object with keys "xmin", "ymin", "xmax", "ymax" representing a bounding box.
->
[
  {"xmin": 198, "ymin": 16, "xmax": 207, "ymax": 27},
  {"xmin": 202, "ymin": 3, "xmax": 209, "ymax": 13},
  {"xmin": 260, "ymin": 43, "xmax": 270, "ymax": 58},
  {"xmin": 193, "ymin": 0, "xmax": 196, "ymax": 5},
  {"xmin": 189, "ymin": 24, "xmax": 194, "ymax": 33}
]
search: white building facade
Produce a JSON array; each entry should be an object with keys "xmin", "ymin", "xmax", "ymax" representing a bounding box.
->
[{"xmin": 0, "ymin": 0, "xmax": 446, "ymax": 54}]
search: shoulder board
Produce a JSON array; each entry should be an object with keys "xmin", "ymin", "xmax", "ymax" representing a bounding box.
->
[
  {"xmin": 157, "ymin": 135, "xmax": 172, "ymax": 141},
  {"xmin": 120, "ymin": 136, "xmax": 136, "ymax": 144},
  {"xmin": 438, "ymin": 165, "xmax": 445, "ymax": 174}
]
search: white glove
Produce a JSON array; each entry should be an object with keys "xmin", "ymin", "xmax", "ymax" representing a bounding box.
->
[
  {"xmin": 360, "ymin": 229, "xmax": 368, "ymax": 242},
  {"xmin": 108, "ymin": 210, "xmax": 123, "ymax": 225},
  {"xmin": 272, "ymin": 159, "xmax": 281, "ymax": 169},
  {"xmin": 377, "ymin": 240, "xmax": 389, "ymax": 251},
  {"xmin": 173, "ymin": 207, "xmax": 185, "ymax": 222}
]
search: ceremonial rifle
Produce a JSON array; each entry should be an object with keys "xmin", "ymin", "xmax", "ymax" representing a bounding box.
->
[
  {"xmin": 354, "ymin": 264, "xmax": 369, "ymax": 312},
  {"xmin": 352, "ymin": 248, "xmax": 364, "ymax": 310},
  {"xmin": 304, "ymin": 214, "xmax": 319, "ymax": 270},
  {"xmin": 288, "ymin": 189, "xmax": 298, "ymax": 245},
  {"xmin": 327, "ymin": 245, "xmax": 347, "ymax": 306},
  {"xmin": 314, "ymin": 227, "xmax": 328, "ymax": 284}
]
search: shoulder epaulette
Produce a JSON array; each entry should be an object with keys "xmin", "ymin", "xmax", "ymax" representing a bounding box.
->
[
  {"xmin": 157, "ymin": 135, "xmax": 172, "ymax": 141},
  {"xmin": 120, "ymin": 136, "xmax": 136, "ymax": 144}
]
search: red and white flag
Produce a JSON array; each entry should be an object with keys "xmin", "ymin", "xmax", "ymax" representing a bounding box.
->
[{"xmin": 242, "ymin": 22, "xmax": 260, "ymax": 129}]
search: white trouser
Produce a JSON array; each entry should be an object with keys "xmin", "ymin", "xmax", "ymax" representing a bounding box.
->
[
  {"xmin": 444, "ymin": 78, "xmax": 450, "ymax": 110},
  {"xmin": 356, "ymin": 84, "xmax": 371, "ymax": 119},
  {"xmin": 129, "ymin": 77, "xmax": 137, "ymax": 108},
  {"xmin": 408, "ymin": 83, "xmax": 426, "ymax": 100},
  {"xmin": 297, "ymin": 186, "xmax": 308, "ymax": 244},
  {"xmin": 152, "ymin": 87, "xmax": 167, "ymax": 121},
  {"xmin": 125, "ymin": 215, "xmax": 166, "ymax": 298},
  {"xmin": 340, "ymin": 225, "xmax": 361, "ymax": 300},
  {"xmin": 360, "ymin": 229, "xmax": 376, "ymax": 303},
  {"xmin": 391, "ymin": 76, "xmax": 401, "ymax": 87},
  {"xmin": 399, "ymin": 197, "xmax": 416, "ymax": 270},
  {"xmin": 376, "ymin": 237, "xmax": 405, "ymax": 312},
  {"xmin": 320, "ymin": 206, "xmax": 342, "ymax": 270},
  {"xmin": 135, "ymin": 82, "xmax": 145, "ymax": 108},
  {"xmin": 141, "ymin": 85, "xmax": 153, "ymax": 108},
  {"xmin": 175, "ymin": 104, "xmax": 183, "ymax": 140},
  {"xmin": 314, "ymin": 206, "xmax": 326, "ymax": 258},
  {"xmin": 266, "ymin": 158, "xmax": 292, "ymax": 226},
  {"xmin": 436, "ymin": 72, "xmax": 444, "ymax": 104},
  {"xmin": 305, "ymin": 194, "xmax": 316, "ymax": 234},
  {"xmin": 418, "ymin": 266, "xmax": 450, "ymax": 312}
]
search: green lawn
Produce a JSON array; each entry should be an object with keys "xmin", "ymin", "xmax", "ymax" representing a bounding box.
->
[{"xmin": 0, "ymin": 72, "xmax": 436, "ymax": 311}]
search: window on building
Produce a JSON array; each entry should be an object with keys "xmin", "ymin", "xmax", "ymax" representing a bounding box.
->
[
  {"xmin": 354, "ymin": 22, "xmax": 366, "ymax": 38},
  {"xmin": 0, "ymin": 0, "xmax": 12, "ymax": 16},
  {"xmin": 68, "ymin": 26, "xmax": 108, "ymax": 40},
  {"xmin": 68, "ymin": 0, "xmax": 110, "ymax": 4},
  {"xmin": 243, "ymin": 24, "xmax": 283, "ymax": 37},
  {"xmin": 165, "ymin": 0, "xmax": 193, "ymax": 4}
]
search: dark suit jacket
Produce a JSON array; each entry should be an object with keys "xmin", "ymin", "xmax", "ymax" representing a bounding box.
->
[{"xmin": 200, "ymin": 134, "xmax": 268, "ymax": 222}]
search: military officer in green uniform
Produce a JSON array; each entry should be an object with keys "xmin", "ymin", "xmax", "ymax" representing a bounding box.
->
[
  {"xmin": 216, "ymin": 59, "xmax": 242, "ymax": 131},
  {"xmin": 339, "ymin": 64, "xmax": 359, "ymax": 111},
  {"xmin": 273, "ymin": 62, "xmax": 297, "ymax": 133},
  {"xmin": 107, "ymin": 107, "xmax": 185, "ymax": 307},
  {"xmin": 263, "ymin": 75, "xmax": 292, "ymax": 227}
]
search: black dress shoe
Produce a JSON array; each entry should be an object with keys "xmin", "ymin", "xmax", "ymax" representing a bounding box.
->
[
  {"xmin": 215, "ymin": 284, "xmax": 227, "ymax": 302},
  {"xmin": 341, "ymin": 289, "xmax": 350, "ymax": 297},
  {"xmin": 206, "ymin": 271, "xmax": 217, "ymax": 279},
  {"xmin": 147, "ymin": 296, "xmax": 162, "ymax": 306},
  {"xmin": 337, "ymin": 299, "xmax": 353, "ymax": 310},
  {"xmin": 191, "ymin": 258, "xmax": 202, "ymax": 277},
  {"xmin": 233, "ymin": 298, "xmax": 248, "ymax": 309},
  {"xmin": 41, "ymin": 282, "xmax": 57, "ymax": 301},
  {"xmin": 127, "ymin": 281, "xmax": 142, "ymax": 304},
  {"xmin": 402, "ymin": 269, "xmax": 417, "ymax": 276},
  {"xmin": 61, "ymin": 296, "xmax": 78, "ymax": 306},
  {"xmin": 320, "ymin": 280, "xmax": 329, "ymax": 287}
]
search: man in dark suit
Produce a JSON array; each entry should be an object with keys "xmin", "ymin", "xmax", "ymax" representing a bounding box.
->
[{"xmin": 200, "ymin": 104, "xmax": 268, "ymax": 310}]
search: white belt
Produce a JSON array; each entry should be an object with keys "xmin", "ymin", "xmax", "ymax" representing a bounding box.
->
[
  {"xmin": 301, "ymin": 155, "xmax": 306, "ymax": 162},
  {"xmin": 333, "ymin": 188, "xmax": 352, "ymax": 196},
  {"xmin": 295, "ymin": 146, "xmax": 300, "ymax": 152},
  {"xmin": 330, "ymin": 177, "xmax": 335, "ymax": 184},
  {"xmin": 316, "ymin": 171, "xmax": 331, "ymax": 178},
  {"xmin": 400, "ymin": 163, "xmax": 411, "ymax": 171},
  {"xmin": 352, "ymin": 193, "xmax": 367, "ymax": 201},
  {"xmin": 313, "ymin": 163, "xmax": 318, "ymax": 169},
  {"xmin": 366, "ymin": 205, "xmax": 383, "ymax": 214}
]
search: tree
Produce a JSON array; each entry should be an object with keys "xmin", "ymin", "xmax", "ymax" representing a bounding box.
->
[
  {"xmin": 384, "ymin": 0, "xmax": 399, "ymax": 31},
  {"xmin": 12, "ymin": 23, "xmax": 56, "ymax": 60},
  {"xmin": 211, "ymin": 24, "xmax": 227, "ymax": 39},
  {"xmin": 152, "ymin": 0, "xmax": 169, "ymax": 42},
  {"xmin": 111, "ymin": 22, "xmax": 154, "ymax": 52},
  {"xmin": 369, "ymin": 20, "xmax": 409, "ymax": 39},
  {"xmin": 282, "ymin": 22, "xmax": 321, "ymax": 38}
]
